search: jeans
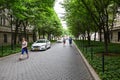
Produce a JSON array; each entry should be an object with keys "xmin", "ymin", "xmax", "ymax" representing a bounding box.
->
[{"xmin": 21, "ymin": 47, "xmax": 28, "ymax": 54}]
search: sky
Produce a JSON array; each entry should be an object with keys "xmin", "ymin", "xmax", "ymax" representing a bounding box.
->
[{"xmin": 54, "ymin": 0, "xmax": 67, "ymax": 29}]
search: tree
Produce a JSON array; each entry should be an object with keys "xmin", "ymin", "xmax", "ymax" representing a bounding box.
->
[
  {"xmin": 0, "ymin": 0, "xmax": 63, "ymax": 44},
  {"xmin": 63, "ymin": 0, "xmax": 119, "ymax": 53}
]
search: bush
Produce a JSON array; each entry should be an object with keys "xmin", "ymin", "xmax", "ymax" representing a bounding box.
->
[
  {"xmin": 74, "ymin": 40, "xmax": 120, "ymax": 80},
  {"xmin": 50, "ymin": 40, "xmax": 57, "ymax": 43},
  {"xmin": 0, "ymin": 43, "xmax": 32, "ymax": 57}
]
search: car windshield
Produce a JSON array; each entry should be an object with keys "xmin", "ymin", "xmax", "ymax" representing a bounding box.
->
[{"xmin": 36, "ymin": 40, "xmax": 46, "ymax": 43}]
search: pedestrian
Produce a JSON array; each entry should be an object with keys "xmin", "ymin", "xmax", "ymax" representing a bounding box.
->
[
  {"xmin": 69, "ymin": 37, "xmax": 72, "ymax": 46},
  {"xmin": 19, "ymin": 37, "xmax": 29, "ymax": 60},
  {"xmin": 63, "ymin": 38, "xmax": 66, "ymax": 46}
]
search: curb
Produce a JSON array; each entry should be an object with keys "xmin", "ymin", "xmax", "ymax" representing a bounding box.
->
[
  {"xmin": 0, "ymin": 52, "xmax": 20, "ymax": 61},
  {"xmin": 73, "ymin": 42, "xmax": 101, "ymax": 80}
]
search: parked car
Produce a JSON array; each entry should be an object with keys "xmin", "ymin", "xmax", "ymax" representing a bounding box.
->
[{"xmin": 31, "ymin": 39, "xmax": 51, "ymax": 51}]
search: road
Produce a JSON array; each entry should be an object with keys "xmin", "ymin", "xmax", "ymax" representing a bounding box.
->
[{"xmin": 0, "ymin": 41, "xmax": 94, "ymax": 80}]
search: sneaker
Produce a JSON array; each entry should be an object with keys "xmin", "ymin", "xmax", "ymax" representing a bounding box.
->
[
  {"xmin": 26, "ymin": 53, "xmax": 29, "ymax": 58},
  {"xmin": 19, "ymin": 58, "xmax": 22, "ymax": 60}
]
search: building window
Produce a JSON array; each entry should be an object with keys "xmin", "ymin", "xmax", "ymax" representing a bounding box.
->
[{"xmin": 4, "ymin": 34, "xmax": 7, "ymax": 43}]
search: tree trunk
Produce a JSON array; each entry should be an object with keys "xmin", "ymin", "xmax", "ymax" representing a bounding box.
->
[
  {"xmin": 103, "ymin": 27, "xmax": 108, "ymax": 53},
  {"xmin": 22, "ymin": 21, "xmax": 28, "ymax": 39},
  {"xmin": 47, "ymin": 33, "xmax": 51, "ymax": 40},
  {"xmin": 24, "ymin": 25, "xmax": 26, "ymax": 38},
  {"xmin": 99, "ymin": 27, "xmax": 102, "ymax": 42},
  {"xmin": 105, "ymin": 13, "xmax": 110, "ymax": 43},
  {"xmin": 94, "ymin": 32, "xmax": 97, "ymax": 41},
  {"xmin": 106, "ymin": 27, "xmax": 110, "ymax": 43},
  {"xmin": 42, "ymin": 31, "xmax": 45, "ymax": 39},
  {"xmin": 14, "ymin": 19, "xmax": 21, "ymax": 45},
  {"xmin": 38, "ymin": 29, "xmax": 41, "ymax": 39},
  {"xmin": 87, "ymin": 31, "xmax": 91, "ymax": 46},
  {"xmin": 33, "ymin": 28, "xmax": 37, "ymax": 42}
]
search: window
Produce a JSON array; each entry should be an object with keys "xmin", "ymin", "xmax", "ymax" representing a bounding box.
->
[{"xmin": 4, "ymin": 34, "xmax": 7, "ymax": 43}]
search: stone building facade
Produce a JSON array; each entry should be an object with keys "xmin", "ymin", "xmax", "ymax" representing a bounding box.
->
[
  {"xmin": 0, "ymin": 9, "xmax": 33, "ymax": 45},
  {"xmin": 98, "ymin": 9, "xmax": 120, "ymax": 43},
  {"xmin": 111, "ymin": 12, "xmax": 120, "ymax": 43}
]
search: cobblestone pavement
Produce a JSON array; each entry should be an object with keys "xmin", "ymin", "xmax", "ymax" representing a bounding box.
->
[{"xmin": 0, "ymin": 41, "xmax": 94, "ymax": 80}]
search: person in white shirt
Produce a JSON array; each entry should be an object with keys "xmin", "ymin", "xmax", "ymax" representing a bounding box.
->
[{"xmin": 19, "ymin": 37, "xmax": 29, "ymax": 60}]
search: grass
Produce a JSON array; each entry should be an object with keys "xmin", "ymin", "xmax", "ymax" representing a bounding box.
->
[{"xmin": 74, "ymin": 40, "xmax": 120, "ymax": 80}]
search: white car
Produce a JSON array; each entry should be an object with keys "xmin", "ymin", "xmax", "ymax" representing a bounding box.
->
[{"xmin": 31, "ymin": 39, "xmax": 51, "ymax": 51}]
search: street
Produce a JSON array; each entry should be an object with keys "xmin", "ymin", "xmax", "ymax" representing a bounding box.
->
[{"xmin": 0, "ymin": 41, "xmax": 94, "ymax": 80}]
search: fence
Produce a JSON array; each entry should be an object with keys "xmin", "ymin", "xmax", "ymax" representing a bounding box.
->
[
  {"xmin": 0, "ymin": 43, "xmax": 33, "ymax": 57},
  {"xmin": 0, "ymin": 44, "xmax": 20, "ymax": 57}
]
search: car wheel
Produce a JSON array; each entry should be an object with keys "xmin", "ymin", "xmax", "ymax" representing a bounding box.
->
[{"xmin": 49, "ymin": 45, "xmax": 51, "ymax": 48}]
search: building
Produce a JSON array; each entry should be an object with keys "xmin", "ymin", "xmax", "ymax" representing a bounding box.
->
[
  {"xmin": 111, "ymin": 12, "xmax": 120, "ymax": 43},
  {"xmin": 0, "ymin": 9, "xmax": 33, "ymax": 45}
]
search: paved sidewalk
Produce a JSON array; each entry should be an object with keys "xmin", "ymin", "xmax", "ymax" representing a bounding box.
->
[{"xmin": 0, "ymin": 41, "xmax": 94, "ymax": 80}]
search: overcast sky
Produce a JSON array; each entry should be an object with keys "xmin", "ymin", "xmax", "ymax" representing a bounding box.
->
[{"xmin": 54, "ymin": 0, "xmax": 67, "ymax": 29}]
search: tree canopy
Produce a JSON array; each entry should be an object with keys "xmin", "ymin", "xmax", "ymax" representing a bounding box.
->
[
  {"xmin": 0, "ymin": 0, "xmax": 63, "ymax": 42},
  {"xmin": 63, "ymin": 0, "xmax": 120, "ymax": 51}
]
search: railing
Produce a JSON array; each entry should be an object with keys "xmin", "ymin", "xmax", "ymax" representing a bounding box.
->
[{"xmin": 0, "ymin": 43, "xmax": 32, "ymax": 57}]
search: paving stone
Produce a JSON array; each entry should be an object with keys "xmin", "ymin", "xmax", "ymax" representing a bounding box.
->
[{"xmin": 0, "ymin": 41, "xmax": 94, "ymax": 80}]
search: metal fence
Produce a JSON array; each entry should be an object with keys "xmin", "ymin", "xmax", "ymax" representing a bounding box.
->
[
  {"xmin": 0, "ymin": 44, "xmax": 20, "ymax": 57},
  {"xmin": 0, "ymin": 43, "xmax": 32, "ymax": 57}
]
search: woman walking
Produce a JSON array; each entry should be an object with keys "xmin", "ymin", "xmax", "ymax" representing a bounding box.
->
[{"xmin": 19, "ymin": 37, "xmax": 29, "ymax": 60}]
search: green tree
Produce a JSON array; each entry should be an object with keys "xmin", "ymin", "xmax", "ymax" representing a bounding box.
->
[
  {"xmin": 0, "ymin": 0, "xmax": 63, "ymax": 43},
  {"xmin": 63, "ymin": 0, "xmax": 119, "ymax": 53}
]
